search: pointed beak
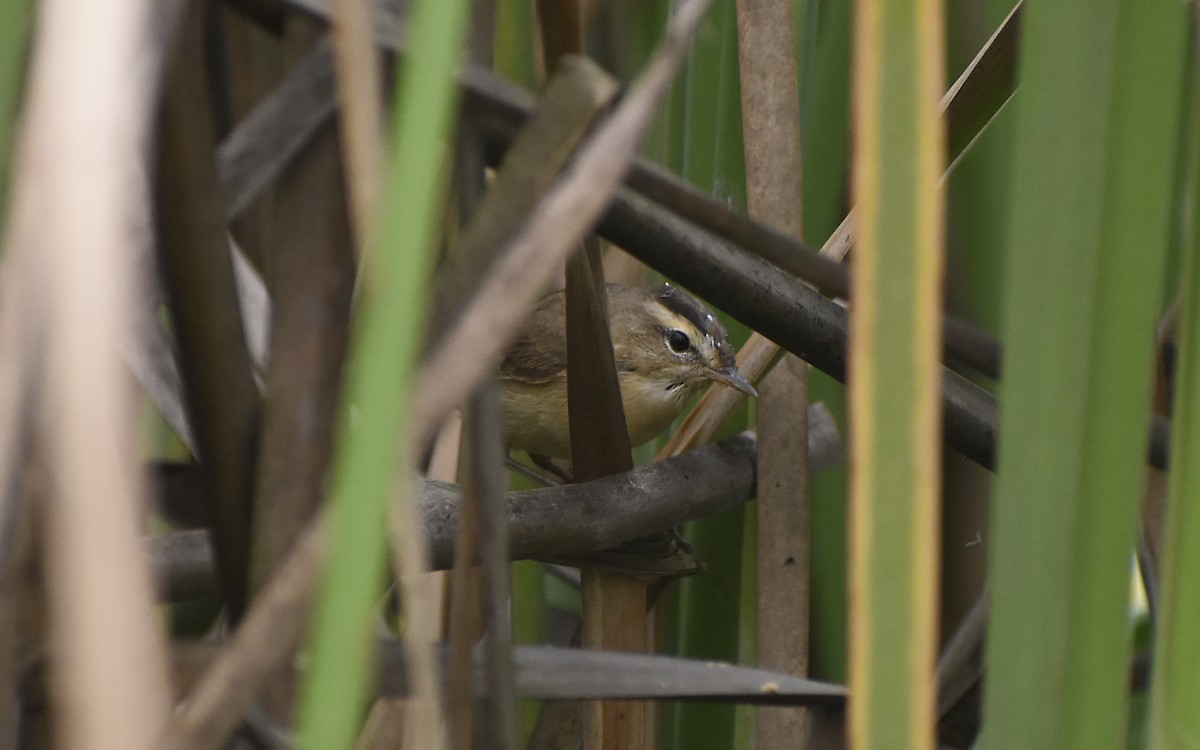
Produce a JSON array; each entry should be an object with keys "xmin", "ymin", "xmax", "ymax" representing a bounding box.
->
[{"xmin": 707, "ymin": 367, "xmax": 758, "ymax": 398}]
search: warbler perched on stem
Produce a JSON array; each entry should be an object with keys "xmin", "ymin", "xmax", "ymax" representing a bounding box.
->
[{"xmin": 500, "ymin": 284, "xmax": 757, "ymax": 459}]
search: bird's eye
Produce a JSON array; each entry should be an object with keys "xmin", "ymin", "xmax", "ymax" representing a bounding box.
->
[{"xmin": 667, "ymin": 329, "xmax": 691, "ymax": 353}]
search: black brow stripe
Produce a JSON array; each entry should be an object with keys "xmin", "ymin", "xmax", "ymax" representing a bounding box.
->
[{"xmin": 657, "ymin": 286, "xmax": 713, "ymax": 333}]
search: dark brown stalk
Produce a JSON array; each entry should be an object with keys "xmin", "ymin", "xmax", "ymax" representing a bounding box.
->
[
  {"xmin": 444, "ymin": 133, "xmax": 487, "ymax": 750},
  {"xmin": 566, "ymin": 237, "xmax": 646, "ymax": 750},
  {"xmin": 239, "ymin": 17, "xmax": 356, "ymax": 728},
  {"xmin": 157, "ymin": 0, "xmax": 262, "ymax": 620},
  {"xmin": 463, "ymin": 382, "xmax": 519, "ymax": 750},
  {"xmin": 218, "ymin": 0, "xmax": 286, "ymax": 274},
  {"xmin": 249, "ymin": 24, "xmax": 355, "ymax": 601}
]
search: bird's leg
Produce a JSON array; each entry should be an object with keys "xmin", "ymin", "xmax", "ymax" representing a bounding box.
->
[
  {"xmin": 505, "ymin": 454, "xmax": 569, "ymax": 486},
  {"xmin": 528, "ymin": 452, "xmax": 575, "ymax": 484}
]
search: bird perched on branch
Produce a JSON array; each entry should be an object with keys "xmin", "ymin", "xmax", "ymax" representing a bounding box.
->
[{"xmin": 500, "ymin": 284, "xmax": 757, "ymax": 459}]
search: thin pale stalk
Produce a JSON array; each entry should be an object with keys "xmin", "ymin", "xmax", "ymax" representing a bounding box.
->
[
  {"xmin": 8, "ymin": 0, "xmax": 174, "ymax": 744},
  {"xmin": 330, "ymin": 0, "xmax": 385, "ymax": 246}
]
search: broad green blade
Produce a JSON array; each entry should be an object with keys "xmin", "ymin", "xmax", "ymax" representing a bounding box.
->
[
  {"xmin": 666, "ymin": 3, "xmax": 749, "ymax": 748},
  {"xmin": 982, "ymin": 0, "xmax": 1187, "ymax": 748}
]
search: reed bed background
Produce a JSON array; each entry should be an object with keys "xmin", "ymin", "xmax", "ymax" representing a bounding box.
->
[{"xmin": 0, "ymin": 0, "xmax": 1193, "ymax": 749}]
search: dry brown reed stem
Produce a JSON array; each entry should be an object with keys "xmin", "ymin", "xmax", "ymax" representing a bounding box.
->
[
  {"xmin": 462, "ymin": 384, "xmax": 519, "ymax": 749},
  {"xmin": 565, "ymin": 239, "xmax": 644, "ymax": 750},
  {"xmin": 248, "ymin": 119, "xmax": 354, "ymax": 590},
  {"xmin": 538, "ymin": 20, "xmax": 646, "ymax": 750},
  {"xmin": 5, "ymin": 0, "xmax": 174, "ymax": 744},
  {"xmin": 444, "ymin": 9, "xmax": 512, "ymax": 742},
  {"xmin": 443, "ymin": 113, "xmax": 491, "ymax": 750},
  {"xmin": 242, "ymin": 18, "xmax": 357, "ymax": 732},
  {"xmin": 733, "ymin": 0, "xmax": 810, "ymax": 747}
]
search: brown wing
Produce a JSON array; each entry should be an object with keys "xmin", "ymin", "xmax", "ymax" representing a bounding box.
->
[{"xmin": 499, "ymin": 289, "xmax": 567, "ymax": 383}]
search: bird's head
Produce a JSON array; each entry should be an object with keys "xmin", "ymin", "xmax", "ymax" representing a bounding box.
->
[{"xmin": 611, "ymin": 285, "xmax": 757, "ymax": 399}]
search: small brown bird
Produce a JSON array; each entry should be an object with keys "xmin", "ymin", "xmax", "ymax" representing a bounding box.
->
[{"xmin": 500, "ymin": 284, "xmax": 757, "ymax": 459}]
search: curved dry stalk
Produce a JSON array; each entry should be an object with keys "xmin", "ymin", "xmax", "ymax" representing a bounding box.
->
[{"xmin": 164, "ymin": 519, "xmax": 328, "ymax": 750}]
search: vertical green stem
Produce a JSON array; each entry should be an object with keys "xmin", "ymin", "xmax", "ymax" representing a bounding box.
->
[
  {"xmin": 295, "ymin": 0, "xmax": 472, "ymax": 746},
  {"xmin": 848, "ymin": 0, "xmax": 944, "ymax": 748}
]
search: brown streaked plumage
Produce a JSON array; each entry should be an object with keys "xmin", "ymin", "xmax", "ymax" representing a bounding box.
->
[{"xmin": 500, "ymin": 284, "xmax": 756, "ymax": 459}]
